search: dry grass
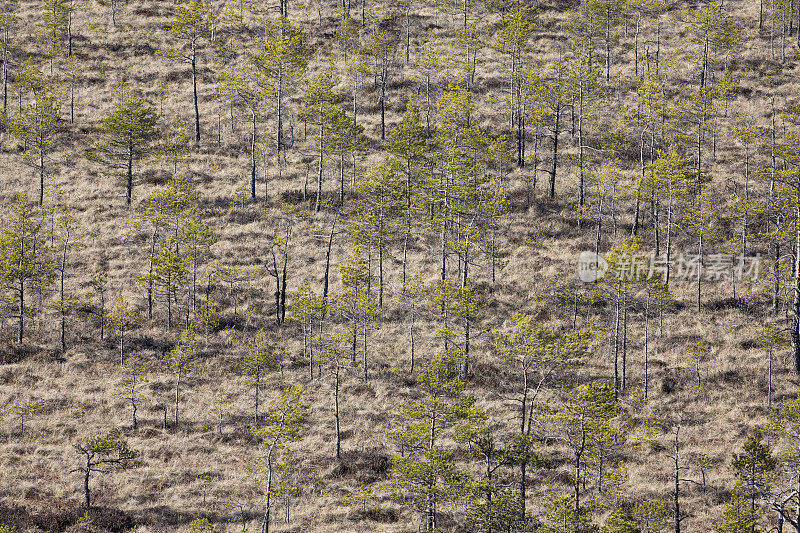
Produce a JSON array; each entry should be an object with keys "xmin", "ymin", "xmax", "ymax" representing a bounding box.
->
[{"xmin": 0, "ymin": 0, "xmax": 799, "ymax": 530}]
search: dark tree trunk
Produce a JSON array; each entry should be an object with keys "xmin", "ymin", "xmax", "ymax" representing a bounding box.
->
[
  {"xmin": 549, "ymin": 108, "xmax": 560, "ymax": 199},
  {"xmin": 126, "ymin": 150, "xmax": 133, "ymax": 205},
  {"xmin": 192, "ymin": 52, "xmax": 200, "ymax": 143}
]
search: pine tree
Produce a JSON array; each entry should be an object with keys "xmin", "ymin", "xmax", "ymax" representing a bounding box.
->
[
  {"xmin": 326, "ymin": 108, "xmax": 367, "ymax": 206},
  {"xmin": 681, "ymin": 185, "xmax": 719, "ymax": 312},
  {"xmin": 391, "ymin": 446, "xmax": 472, "ymax": 532},
  {"xmin": 142, "ymin": 235, "xmax": 189, "ymax": 329},
  {"xmin": 36, "ymin": 0, "xmax": 67, "ymax": 72},
  {"xmin": 107, "ymin": 295, "xmax": 140, "ymax": 365},
  {"xmin": 456, "ymin": 23, "xmax": 482, "ymax": 88},
  {"xmin": 389, "ymin": 353, "xmax": 478, "ymax": 530},
  {"xmin": 0, "ymin": 194, "xmax": 56, "ymax": 343},
  {"xmin": 318, "ymin": 334, "xmax": 353, "ymax": 459},
  {"xmin": 495, "ymin": 314, "xmax": 595, "ymax": 505},
  {"xmin": 578, "ymin": 0, "xmax": 627, "ymax": 81},
  {"xmin": 163, "ymin": 326, "xmax": 198, "ymax": 426},
  {"xmin": 164, "ymin": 0, "xmax": 211, "ymax": 143},
  {"xmin": 528, "ymin": 64, "xmax": 571, "ymax": 198},
  {"xmin": 362, "ymin": 28, "xmax": 397, "ymax": 140},
  {"xmin": 59, "ymin": 54, "xmax": 80, "ymax": 123},
  {"xmin": 757, "ymin": 324, "xmax": 787, "ymax": 409},
  {"xmin": 566, "ymin": 34, "xmax": 603, "ymax": 207},
  {"xmin": 251, "ymin": 385, "xmax": 310, "ymax": 533},
  {"xmin": 89, "ymin": 94, "xmax": 159, "ymax": 205},
  {"xmin": 538, "ymin": 495, "xmax": 598, "ymax": 533},
  {"xmin": 769, "ymin": 115, "xmax": 800, "ymax": 373},
  {"xmin": 251, "ymin": 17, "xmax": 311, "ymax": 158},
  {"xmin": 632, "ymin": 500, "xmax": 669, "ymax": 533},
  {"xmin": 160, "ymin": 114, "xmax": 192, "ymax": 172},
  {"xmin": 412, "ymin": 29, "xmax": 444, "ymax": 134},
  {"xmin": 686, "ymin": 1, "xmax": 741, "ymax": 89},
  {"xmin": 233, "ymin": 328, "xmax": 282, "ymax": 423},
  {"xmin": 288, "ymin": 281, "xmax": 324, "ymax": 379},
  {"xmin": 10, "ymin": 90, "xmax": 62, "ymax": 205},
  {"xmin": 0, "ymin": 1, "xmax": 16, "ymax": 117},
  {"xmin": 349, "ymin": 159, "xmax": 406, "ymax": 307},
  {"xmin": 731, "ymin": 431, "xmax": 775, "ymax": 531},
  {"xmin": 550, "ymin": 381, "xmax": 621, "ymax": 510},
  {"xmin": 9, "ymin": 395, "xmax": 44, "ymax": 439},
  {"xmin": 179, "ymin": 206, "xmax": 215, "ymax": 314},
  {"xmin": 298, "ymin": 69, "xmax": 343, "ymax": 212},
  {"xmin": 393, "ymin": 271, "xmax": 426, "ymax": 374},
  {"xmin": 72, "ymin": 431, "xmax": 139, "ymax": 509},
  {"xmin": 715, "ymin": 482, "xmax": 763, "ymax": 533},
  {"xmin": 602, "ymin": 510, "xmax": 640, "ymax": 533},
  {"xmin": 118, "ymin": 354, "xmax": 147, "ymax": 429},
  {"xmin": 53, "ymin": 198, "xmax": 79, "ymax": 352},
  {"xmin": 493, "ymin": 5, "xmax": 536, "ymax": 167},
  {"xmin": 599, "ymin": 237, "xmax": 653, "ymax": 397},
  {"xmin": 335, "ymin": 249, "xmax": 377, "ymax": 380}
]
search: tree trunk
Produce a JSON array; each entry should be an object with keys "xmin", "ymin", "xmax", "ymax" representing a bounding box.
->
[
  {"xmin": 17, "ymin": 279, "xmax": 23, "ymax": 344},
  {"xmin": 380, "ymin": 72, "xmax": 386, "ymax": 141},
  {"xmin": 276, "ymin": 77, "xmax": 283, "ymax": 155},
  {"xmin": 673, "ymin": 427, "xmax": 681, "ymax": 533},
  {"xmin": 665, "ymin": 202, "xmax": 673, "ymax": 285},
  {"xmin": 363, "ymin": 328, "xmax": 368, "ymax": 381},
  {"xmin": 334, "ymin": 365, "xmax": 341, "ymax": 459},
  {"xmin": 408, "ymin": 307, "xmax": 415, "ymax": 375},
  {"xmin": 119, "ymin": 328, "xmax": 125, "ymax": 365},
  {"xmin": 574, "ymin": 449, "xmax": 582, "ymax": 511},
  {"xmin": 793, "ymin": 201, "xmax": 800, "ymax": 374},
  {"xmin": 697, "ymin": 234, "xmax": 703, "ymax": 313},
  {"xmin": 578, "ymin": 91, "xmax": 585, "ymax": 206},
  {"xmin": 39, "ymin": 150, "xmax": 45, "ymax": 206},
  {"xmin": 254, "ymin": 373, "xmax": 260, "ymax": 423},
  {"xmin": 84, "ymin": 462, "xmax": 92, "ymax": 508},
  {"xmin": 60, "ymin": 259, "xmax": 66, "ymax": 352},
  {"xmin": 322, "ymin": 217, "xmax": 336, "ymax": 318},
  {"xmin": 280, "ymin": 243, "xmax": 288, "ymax": 324},
  {"xmin": 251, "ymin": 111, "xmax": 257, "ymax": 199},
  {"xmin": 262, "ymin": 454, "xmax": 273, "ymax": 533},
  {"xmin": 192, "ymin": 52, "xmax": 200, "ymax": 143},
  {"xmin": 340, "ymin": 153, "xmax": 345, "ymax": 204},
  {"xmin": 126, "ymin": 150, "xmax": 133, "ymax": 205},
  {"xmin": 378, "ymin": 238, "xmax": 384, "ymax": 308},
  {"xmin": 2, "ymin": 28, "xmax": 7, "ymax": 117},
  {"xmin": 644, "ymin": 300, "xmax": 649, "ymax": 398},
  {"xmin": 174, "ymin": 373, "xmax": 181, "ymax": 426},
  {"xmin": 67, "ymin": 10, "xmax": 72, "ymax": 57},
  {"xmin": 622, "ymin": 294, "xmax": 628, "ymax": 391},
  {"xmin": 315, "ymin": 125, "xmax": 324, "ymax": 212},
  {"xmin": 613, "ymin": 293, "xmax": 620, "ymax": 399},
  {"xmin": 549, "ymin": 107, "xmax": 560, "ymax": 199}
]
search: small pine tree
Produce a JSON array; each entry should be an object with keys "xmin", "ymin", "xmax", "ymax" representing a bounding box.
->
[
  {"xmin": 89, "ymin": 94, "xmax": 159, "ymax": 205},
  {"xmin": 714, "ymin": 482, "xmax": 762, "ymax": 533},
  {"xmin": 107, "ymin": 295, "xmax": 140, "ymax": 365},
  {"xmin": 163, "ymin": 327, "xmax": 198, "ymax": 426},
  {"xmin": 0, "ymin": 194, "xmax": 56, "ymax": 343},
  {"xmin": 10, "ymin": 90, "xmax": 62, "ymax": 205},
  {"xmin": 233, "ymin": 328, "xmax": 282, "ymax": 423},
  {"xmin": 72, "ymin": 431, "xmax": 139, "ymax": 508}
]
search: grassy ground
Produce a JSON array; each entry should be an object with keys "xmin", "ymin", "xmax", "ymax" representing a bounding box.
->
[{"xmin": 0, "ymin": 0, "xmax": 799, "ymax": 531}]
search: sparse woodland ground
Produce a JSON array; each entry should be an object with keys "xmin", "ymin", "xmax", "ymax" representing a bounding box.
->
[{"xmin": 1, "ymin": 0, "xmax": 800, "ymax": 531}]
